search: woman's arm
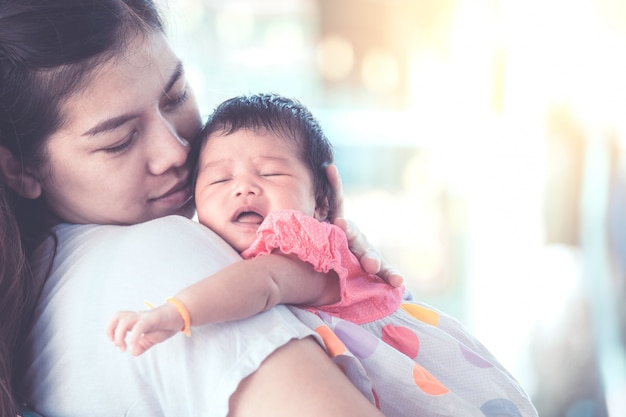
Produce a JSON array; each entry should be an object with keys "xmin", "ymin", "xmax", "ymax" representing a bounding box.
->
[
  {"xmin": 229, "ymin": 337, "xmax": 384, "ymax": 417},
  {"xmin": 108, "ymin": 254, "xmax": 340, "ymax": 356}
]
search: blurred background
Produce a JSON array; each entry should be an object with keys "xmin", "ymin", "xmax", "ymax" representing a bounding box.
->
[{"xmin": 159, "ymin": 0, "xmax": 626, "ymax": 415}]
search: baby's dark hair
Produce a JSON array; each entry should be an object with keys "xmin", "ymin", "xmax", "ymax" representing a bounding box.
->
[{"xmin": 198, "ymin": 93, "xmax": 335, "ymax": 220}]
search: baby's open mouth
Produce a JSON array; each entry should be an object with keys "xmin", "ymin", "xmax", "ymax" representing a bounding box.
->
[{"xmin": 235, "ymin": 211, "xmax": 264, "ymax": 224}]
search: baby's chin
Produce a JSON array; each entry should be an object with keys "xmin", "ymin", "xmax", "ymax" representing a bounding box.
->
[{"xmin": 229, "ymin": 235, "xmax": 258, "ymax": 254}]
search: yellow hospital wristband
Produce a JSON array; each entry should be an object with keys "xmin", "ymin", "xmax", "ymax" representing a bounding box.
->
[{"xmin": 165, "ymin": 297, "xmax": 191, "ymax": 336}]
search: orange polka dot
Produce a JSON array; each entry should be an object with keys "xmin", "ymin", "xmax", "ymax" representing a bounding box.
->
[
  {"xmin": 314, "ymin": 325, "xmax": 347, "ymax": 357},
  {"xmin": 412, "ymin": 363, "xmax": 449, "ymax": 396},
  {"xmin": 400, "ymin": 304, "xmax": 439, "ymax": 326}
]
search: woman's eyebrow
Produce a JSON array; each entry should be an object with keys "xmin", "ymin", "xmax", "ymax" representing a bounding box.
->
[
  {"xmin": 81, "ymin": 62, "xmax": 185, "ymax": 138},
  {"xmin": 82, "ymin": 113, "xmax": 139, "ymax": 137},
  {"xmin": 163, "ymin": 61, "xmax": 184, "ymax": 96}
]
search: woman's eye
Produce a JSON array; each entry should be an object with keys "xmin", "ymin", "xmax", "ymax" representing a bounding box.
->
[
  {"xmin": 262, "ymin": 173, "xmax": 286, "ymax": 177},
  {"xmin": 164, "ymin": 89, "xmax": 189, "ymax": 110},
  {"xmin": 102, "ymin": 133, "xmax": 136, "ymax": 154}
]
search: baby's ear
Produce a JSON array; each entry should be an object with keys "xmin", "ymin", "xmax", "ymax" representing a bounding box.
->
[
  {"xmin": 314, "ymin": 197, "xmax": 330, "ymax": 222},
  {"xmin": 0, "ymin": 146, "xmax": 43, "ymax": 199}
]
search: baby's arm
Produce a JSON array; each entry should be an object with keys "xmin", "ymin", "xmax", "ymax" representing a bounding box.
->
[{"xmin": 107, "ymin": 253, "xmax": 339, "ymax": 356}]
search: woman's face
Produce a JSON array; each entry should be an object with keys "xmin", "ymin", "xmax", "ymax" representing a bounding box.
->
[{"xmin": 34, "ymin": 32, "xmax": 202, "ymax": 225}]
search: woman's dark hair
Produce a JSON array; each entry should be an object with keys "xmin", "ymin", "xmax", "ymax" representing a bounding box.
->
[
  {"xmin": 0, "ymin": 182, "xmax": 31, "ymax": 417},
  {"xmin": 198, "ymin": 93, "xmax": 336, "ymax": 220},
  {"xmin": 0, "ymin": 0, "xmax": 165, "ymax": 413}
]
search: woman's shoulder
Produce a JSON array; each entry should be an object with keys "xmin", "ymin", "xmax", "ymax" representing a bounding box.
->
[
  {"xmin": 56, "ymin": 215, "xmax": 206, "ymax": 238},
  {"xmin": 37, "ymin": 216, "xmax": 241, "ymax": 283},
  {"xmin": 54, "ymin": 215, "xmax": 228, "ymax": 250},
  {"xmin": 34, "ymin": 216, "xmax": 241, "ymax": 294}
]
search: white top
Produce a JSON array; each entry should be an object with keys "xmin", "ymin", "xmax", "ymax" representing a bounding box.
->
[{"xmin": 19, "ymin": 215, "xmax": 316, "ymax": 417}]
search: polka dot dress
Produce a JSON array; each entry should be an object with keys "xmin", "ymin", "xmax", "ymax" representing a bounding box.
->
[{"xmin": 242, "ymin": 210, "xmax": 538, "ymax": 417}]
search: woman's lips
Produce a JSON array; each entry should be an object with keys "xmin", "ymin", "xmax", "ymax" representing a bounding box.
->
[{"xmin": 151, "ymin": 182, "xmax": 193, "ymax": 209}]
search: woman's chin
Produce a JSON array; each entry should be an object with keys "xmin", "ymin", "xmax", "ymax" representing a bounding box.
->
[{"xmin": 173, "ymin": 197, "xmax": 196, "ymax": 219}]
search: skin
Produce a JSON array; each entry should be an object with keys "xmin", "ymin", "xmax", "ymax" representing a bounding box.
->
[
  {"xmin": 195, "ymin": 129, "xmax": 324, "ymax": 252},
  {"xmin": 228, "ymin": 337, "xmax": 384, "ymax": 417},
  {"xmin": 24, "ymin": 33, "xmax": 201, "ymax": 226},
  {"xmin": 195, "ymin": 128, "xmax": 403, "ymax": 284},
  {"xmin": 108, "ymin": 253, "xmax": 341, "ymax": 355},
  {"xmin": 0, "ymin": 31, "xmax": 385, "ymax": 416},
  {"xmin": 327, "ymin": 165, "xmax": 403, "ymax": 286},
  {"xmin": 108, "ymin": 131, "xmax": 342, "ymax": 354},
  {"xmin": 107, "ymin": 129, "xmax": 404, "ymax": 355},
  {"xmin": 0, "ymin": 30, "xmax": 400, "ymax": 281}
]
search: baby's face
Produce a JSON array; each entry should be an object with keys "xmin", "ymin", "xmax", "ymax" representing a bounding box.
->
[{"xmin": 195, "ymin": 128, "xmax": 319, "ymax": 252}]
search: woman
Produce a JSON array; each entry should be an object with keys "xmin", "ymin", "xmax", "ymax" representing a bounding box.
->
[{"xmin": 0, "ymin": 1, "xmax": 392, "ymax": 416}]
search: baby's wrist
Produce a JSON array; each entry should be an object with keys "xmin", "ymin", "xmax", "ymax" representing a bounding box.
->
[{"xmin": 164, "ymin": 297, "xmax": 191, "ymax": 336}]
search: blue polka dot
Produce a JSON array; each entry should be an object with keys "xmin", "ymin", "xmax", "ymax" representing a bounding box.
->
[
  {"xmin": 460, "ymin": 343, "xmax": 494, "ymax": 368},
  {"xmin": 480, "ymin": 398, "xmax": 522, "ymax": 417},
  {"xmin": 334, "ymin": 320, "xmax": 379, "ymax": 358}
]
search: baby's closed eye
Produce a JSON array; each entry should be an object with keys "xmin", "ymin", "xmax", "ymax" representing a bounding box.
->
[{"xmin": 209, "ymin": 177, "xmax": 232, "ymax": 185}]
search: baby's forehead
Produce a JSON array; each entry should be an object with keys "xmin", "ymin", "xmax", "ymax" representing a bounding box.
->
[
  {"xmin": 202, "ymin": 126, "xmax": 303, "ymax": 152},
  {"xmin": 200, "ymin": 129, "xmax": 301, "ymax": 158},
  {"xmin": 205, "ymin": 124, "xmax": 298, "ymax": 141}
]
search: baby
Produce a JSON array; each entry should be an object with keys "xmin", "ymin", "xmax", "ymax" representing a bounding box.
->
[{"xmin": 108, "ymin": 93, "xmax": 537, "ymax": 417}]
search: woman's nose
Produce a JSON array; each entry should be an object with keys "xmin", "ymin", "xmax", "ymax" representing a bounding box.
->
[{"xmin": 147, "ymin": 118, "xmax": 190, "ymax": 175}]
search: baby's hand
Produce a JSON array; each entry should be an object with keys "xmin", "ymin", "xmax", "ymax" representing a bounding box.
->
[
  {"xmin": 106, "ymin": 305, "xmax": 182, "ymax": 356},
  {"xmin": 106, "ymin": 311, "xmax": 140, "ymax": 353}
]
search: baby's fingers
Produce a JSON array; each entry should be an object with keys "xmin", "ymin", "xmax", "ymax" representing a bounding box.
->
[
  {"xmin": 111, "ymin": 312, "xmax": 141, "ymax": 352},
  {"xmin": 106, "ymin": 313, "xmax": 129, "ymax": 352},
  {"xmin": 127, "ymin": 321, "xmax": 152, "ymax": 355},
  {"xmin": 106, "ymin": 316, "xmax": 119, "ymax": 342}
]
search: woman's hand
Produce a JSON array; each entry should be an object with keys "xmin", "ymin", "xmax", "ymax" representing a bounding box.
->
[{"xmin": 326, "ymin": 165, "xmax": 404, "ymax": 288}]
